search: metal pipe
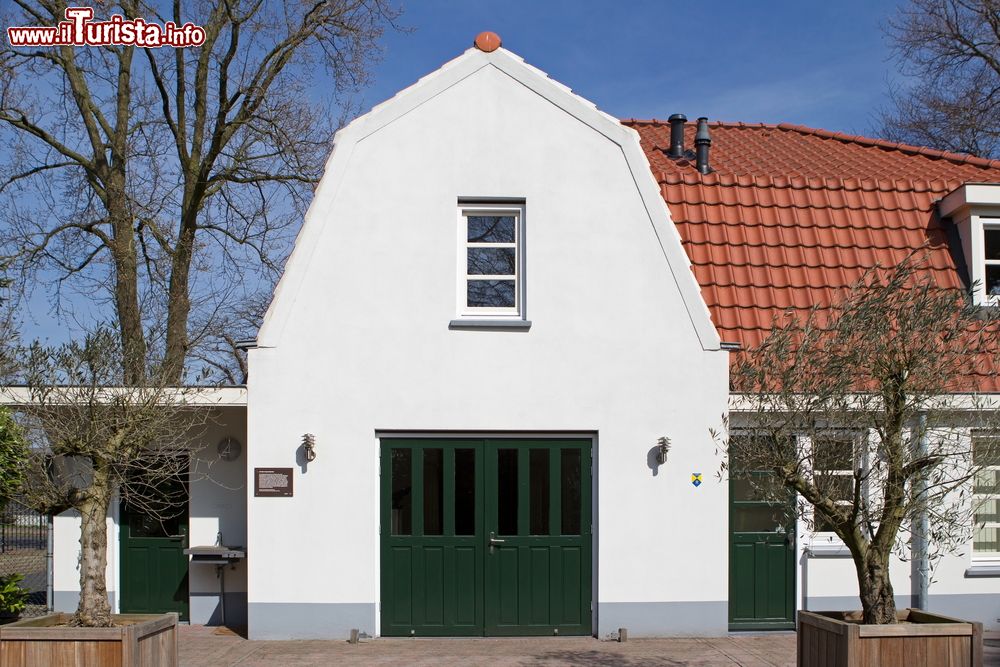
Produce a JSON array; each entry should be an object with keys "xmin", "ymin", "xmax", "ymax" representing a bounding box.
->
[
  {"xmin": 46, "ymin": 514, "xmax": 54, "ymax": 612},
  {"xmin": 695, "ymin": 117, "xmax": 712, "ymax": 174},
  {"xmin": 667, "ymin": 114, "xmax": 687, "ymax": 158},
  {"xmin": 912, "ymin": 413, "xmax": 930, "ymax": 610}
]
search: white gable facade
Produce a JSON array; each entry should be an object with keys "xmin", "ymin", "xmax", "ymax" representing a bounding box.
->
[{"xmin": 245, "ymin": 44, "xmax": 729, "ymax": 639}]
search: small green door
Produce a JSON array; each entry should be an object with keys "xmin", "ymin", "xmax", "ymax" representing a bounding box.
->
[
  {"xmin": 119, "ymin": 476, "xmax": 189, "ymax": 620},
  {"xmin": 728, "ymin": 443, "xmax": 795, "ymax": 630},
  {"xmin": 380, "ymin": 438, "xmax": 592, "ymax": 636}
]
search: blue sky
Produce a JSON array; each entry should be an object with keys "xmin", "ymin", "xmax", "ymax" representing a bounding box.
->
[
  {"xmin": 362, "ymin": 1, "xmax": 903, "ymax": 134},
  {"xmin": 20, "ymin": 1, "xmax": 907, "ymax": 345}
]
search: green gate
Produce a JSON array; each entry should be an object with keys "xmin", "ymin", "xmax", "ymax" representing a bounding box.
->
[{"xmin": 380, "ymin": 438, "xmax": 592, "ymax": 636}]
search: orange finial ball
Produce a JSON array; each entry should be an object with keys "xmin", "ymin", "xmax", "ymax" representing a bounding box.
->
[{"xmin": 474, "ymin": 31, "xmax": 502, "ymax": 53}]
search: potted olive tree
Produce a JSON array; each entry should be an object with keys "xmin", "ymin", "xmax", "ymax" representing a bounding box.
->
[
  {"xmin": 0, "ymin": 329, "xmax": 208, "ymax": 666},
  {"xmin": 716, "ymin": 259, "xmax": 996, "ymax": 667}
]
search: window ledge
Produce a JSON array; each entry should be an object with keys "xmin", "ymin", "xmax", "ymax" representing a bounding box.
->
[
  {"xmin": 965, "ymin": 565, "xmax": 1000, "ymax": 578},
  {"xmin": 449, "ymin": 319, "xmax": 531, "ymax": 330},
  {"xmin": 805, "ymin": 542, "xmax": 852, "ymax": 558}
]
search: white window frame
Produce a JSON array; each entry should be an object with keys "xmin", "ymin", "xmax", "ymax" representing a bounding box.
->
[
  {"xmin": 808, "ymin": 431, "xmax": 865, "ymax": 541},
  {"xmin": 984, "ymin": 220, "xmax": 1000, "ymax": 307},
  {"xmin": 455, "ymin": 203, "xmax": 526, "ymax": 320},
  {"xmin": 972, "ymin": 432, "xmax": 1000, "ymax": 561}
]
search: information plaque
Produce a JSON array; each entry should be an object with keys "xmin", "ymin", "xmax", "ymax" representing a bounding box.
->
[{"xmin": 254, "ymin": 467, "xmax": 293, "ymax": 497}]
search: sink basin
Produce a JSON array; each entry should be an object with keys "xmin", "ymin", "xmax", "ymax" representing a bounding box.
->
[{"xmin": 184, "ymin": 546, "xmax": 245, "ymax": 561}]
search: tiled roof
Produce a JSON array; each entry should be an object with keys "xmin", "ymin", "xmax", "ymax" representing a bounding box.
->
[{"xmin": 622, "ymin": 119, "xmax": 1000, "ymax": 391}]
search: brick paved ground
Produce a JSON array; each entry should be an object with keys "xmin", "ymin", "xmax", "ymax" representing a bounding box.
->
[{"xmin": 178, "ymin": 625, "xmax": 1000, "ymax": 666}]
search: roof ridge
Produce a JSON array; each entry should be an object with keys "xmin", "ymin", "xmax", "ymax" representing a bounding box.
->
[
  {"xmin": 775, "ymin": 122, "xmax": 1000, "ymax": 171},
  {"xmin": 623, "ymin": 118, "xmax": 780, "ymax": 130}
]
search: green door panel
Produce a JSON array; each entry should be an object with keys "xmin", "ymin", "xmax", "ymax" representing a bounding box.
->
[
  {"xmin": 119, "ymin": 473, "xmax": 190, "ymax": 620},
  {"xmin": 381, "ymin": 440, "xmax": 484, "ymax": 636},
  {"xmin": 380, "ymin": 438, "xmax": 592, "ymax": 637},
  {"xmin": 728, "ymin": 452, "xmax": 795, "ymax": 630},
  {"xmin": 483, "ymin": 441, "xmax": 591, "ymax": 636}
]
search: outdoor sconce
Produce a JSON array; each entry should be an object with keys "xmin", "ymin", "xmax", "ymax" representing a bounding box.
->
[
  {"xmin": 302, "ymin": 433, "xmax": 317, "ymax": 462},
  {"xmin": 655, "ymin": 437, "xmax": 671, "ymax": 465}
]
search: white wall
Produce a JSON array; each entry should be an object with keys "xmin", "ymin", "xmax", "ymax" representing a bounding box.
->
[{"xmin": 247, "ymin": 54, "xmax": 730, "ymax": 639}]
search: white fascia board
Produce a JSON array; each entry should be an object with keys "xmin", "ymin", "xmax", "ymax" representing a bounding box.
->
[
  {"xmin": 0, "ymin": 386, "xmax": 247, "ymax": 407},
  {"xmin": 257, "ymin": 47, "xmax": 722, "ymax": 351},
  {"xmin": 940, "ymin": 182, "xmax": 1000, "ymax": 218},
  {"xmin": 729, "ymin": 392, "xmax": 1000, "ymax": 413}
]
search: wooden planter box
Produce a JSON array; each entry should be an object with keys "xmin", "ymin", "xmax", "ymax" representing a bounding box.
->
[
  {"xmin": 0, "ymin": 612, "xmax": 177, "ymax": 667},
  {"xmin": 798, "ymin": 609, "xmax": 983, "ymax": 667}
]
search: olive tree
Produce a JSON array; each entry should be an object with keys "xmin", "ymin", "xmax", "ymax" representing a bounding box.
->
[
  {"xmin": 16, "ymin": 328, "xmax": 210, "ymax": 627},
  {"xmin": 714, "ymin": 258, "xmax": 1000, "ymax": 624}
]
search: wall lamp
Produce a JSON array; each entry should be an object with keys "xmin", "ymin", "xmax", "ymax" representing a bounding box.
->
[
  {"xmin": 655, "ymin": 436, "xmax": 671, "ymax": 465},
  {"xmin": 303, "ymin": 433, "xmax": 317, "ymax": 462}
]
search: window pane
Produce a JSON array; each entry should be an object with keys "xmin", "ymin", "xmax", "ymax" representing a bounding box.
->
[
  {"xmin": 423, "ymin": 449, "xmax": 443, "ymax": 536},
  {"xmin": 975, "ymin": 526, "xmax": 1000, "ymax": 553},
  {"xmin": 987, "ymin": 265, "xmax": 1000, "ymax": 297},
  {"xmin": 560, "ymin": 448, "xmax": 581, "ymax": 535},
  {"xmin": 391, "ymin": 449, "xmax": 412, "ymax": 535},
  {"xmin": 975, "ymin": 469, "xmax": 1000, "ymax": 494},
  {"xmin": 976, "ymin": 498, "xmax": 1000, "ymax": 524},
  {"xmin": 986, "ymin": 228, "xmax": 1000, "ymax": 260},
  {"xmin": 468, "ymin": 280, "xmax": 515, "ymax": 308},
  {"xmin": 814, "ymin": 437, "xmax": 853, "ymax": 471},
  {"xmin": 468, "ymin": 215, "xmax": 515, "ymax": 243},
  {"xmin": 732, "ymin": 474, "xmax": 785, "ymax": 501},
  {"xmin": 815, "ymin": 473, "xmax": 853, "ymax": 502},
  {"xmin": 733, "ymin": 505, "xmax": 785, "ymax": 532},
  {"xmin": 497, "ymin": 449, "xmax": 518, "ymax": 535},
  {"xmin": 530, "ymin": 449, "xmax": 550, "ymax": 535},
  {"xmin": 468, "ymin": 247, "xmax": 516, "ymax": 276},
  {"xmin": 455, "ymin": 449, "xmax": 476, "ymax": 536},
  {"xmin": 974, "ymin": 437, "xmax": 1000, "ymax": 466}
]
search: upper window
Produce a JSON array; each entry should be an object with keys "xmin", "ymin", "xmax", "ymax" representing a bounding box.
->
[
  {"xmin": 985, "ymin": 224, "xmax": 1000, "ymax": 302},
  {"xmin": 458, "ymin": 204, "xmax": 524, "ymax": 318},
  {"xmin": 973, "ymin": 432, "xmax": 1000, "ymax": 558}
]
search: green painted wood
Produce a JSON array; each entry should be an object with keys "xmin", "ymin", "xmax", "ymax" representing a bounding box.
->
[
  {"xmin": 728, "ymin": 465, "xmax": 795, "ymax": 630},
  {"xmin": 484, "ymin": 440, "xmax": 591, "ymax": 636},
  {"xmin": 118, "ymin": 478, "xmax": 189, "ymax": 621},
  {"xmin": 381, "ymin": 439, "xmax": 484, "ymax": 636},
  {"xmin": 380, "ymin": 438, "xmax": 591, "ymax": 637}
]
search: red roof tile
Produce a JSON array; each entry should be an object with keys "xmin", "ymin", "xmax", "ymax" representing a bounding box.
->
[{"xmin": 622, "ymin": 119, "xmax": 1000, "ymax": 391}]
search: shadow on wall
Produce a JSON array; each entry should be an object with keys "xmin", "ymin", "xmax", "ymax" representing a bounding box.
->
[{"xmin": 646, "ymin": 446, "xmax": 663, "ymax": 476}]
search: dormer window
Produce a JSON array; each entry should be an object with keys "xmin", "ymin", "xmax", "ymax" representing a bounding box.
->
[
  {"xmin": 986, "ymin": 223, "xmax": 1000, "ymax": 300},
  {"xmin": 939, "ymin": 183, "xmax": 1000, "ymax": 306}
]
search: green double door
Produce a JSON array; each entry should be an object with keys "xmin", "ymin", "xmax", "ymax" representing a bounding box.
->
[
  {"xmin": 728, "ymin": 446, "xmax": 796, "ymax": 630},
  {"xmin": 380, "ymin": 438, "xmax": 592, "ymax": 636}
]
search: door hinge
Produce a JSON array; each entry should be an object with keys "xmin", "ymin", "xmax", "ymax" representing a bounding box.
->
[{"xmin": 590, "ymin": 601, "xmax": 594, "ymax": 612}]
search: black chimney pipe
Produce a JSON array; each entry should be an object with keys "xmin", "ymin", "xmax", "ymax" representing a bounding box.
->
[
  {"xmin": 667, "ymin": 114, "xmax": 687, "ymax": 158},
  {"xmin": 695, "ymin": 117, "xmax": 712, "ymax": 174}
]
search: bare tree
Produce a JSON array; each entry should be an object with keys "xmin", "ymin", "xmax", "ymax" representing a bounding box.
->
[
  {"xmin": 880, "ymin": 0, "xmax": 1000, "ymax": 158},
  {"xmin": 0, "ymin": 0, "xmax": 400, "ymax": 383},
  {"xmin": 715, "ymin": 257, "xmax": 1000, "ymax": 624},
  {"xmin": 15, "ymin": 327, "xmax": 211, "ymax": 626}
]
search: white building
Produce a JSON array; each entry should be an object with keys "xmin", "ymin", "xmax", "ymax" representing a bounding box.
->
[{"xmin": 44, "ymin": 34, "xmax": 1000, "ymax": 639}]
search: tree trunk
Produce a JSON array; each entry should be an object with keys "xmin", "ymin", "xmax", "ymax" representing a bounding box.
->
[
  {"xmin": 73, "ymin": 474, "xmax": 113, "ymax": 627},
  {"xmin": 107, "ymin": 185, "xmax": 146, "ymax": 385},
  {"xmin": 857, "ymin": 552, "xmax": 897, "ymax": 625}
]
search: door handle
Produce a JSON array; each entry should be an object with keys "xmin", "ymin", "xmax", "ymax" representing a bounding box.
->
[{"xmin": 489, "ymin": 532, "xmax": 505, "ymax": 549}]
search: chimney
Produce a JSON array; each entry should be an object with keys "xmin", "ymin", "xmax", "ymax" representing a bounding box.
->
[
  {"xmin": 667, "ymin": 114, "xmax": 687, "ymax": 158},
  {"xmin": 695, "ymin": 117, "xmax": 712, "ymax": 174}
]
